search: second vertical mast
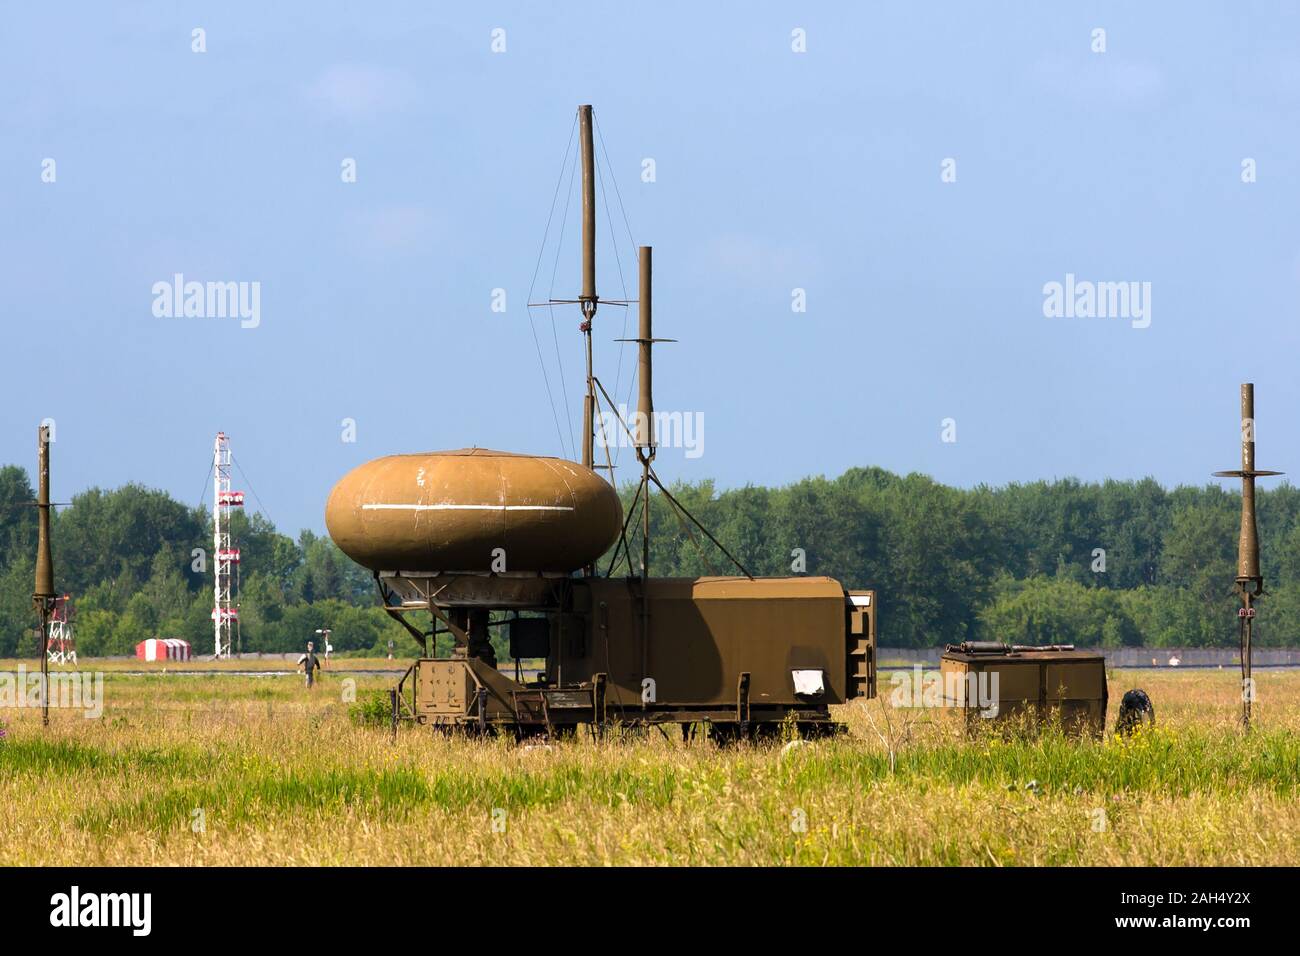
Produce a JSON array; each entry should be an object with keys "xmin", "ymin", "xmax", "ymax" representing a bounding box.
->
[
  {"xmin": 34, "ymin": 424, "xmax": 55, "ymax": 728},
  {"xmin": 1213, "ymin": 383, "xmax": 1282, "ymax": 730},
  {"xmin": 578, "ymin": 104, "xmax": 598, "ymax": 471}
]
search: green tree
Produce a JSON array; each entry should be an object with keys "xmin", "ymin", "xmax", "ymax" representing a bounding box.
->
[
  {"xmin": 1157, "ymin": 492, "xmax": 1237, "ymax": 645},
  {"xmin": 0, "ymin": 465, "xmax": 37, "ymax": 573},
  {"xmin": 55, "ymin": 485, "xmax": 204, "ymax": 594},
  {"xmin": 0, "ymin": 556, "xmax": 37, "ymax": 656}
]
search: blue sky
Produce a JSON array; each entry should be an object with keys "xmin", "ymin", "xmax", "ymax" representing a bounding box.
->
[{"xmin": 2, "ymin": 2, "xmax": 1298, "ymax": 535}]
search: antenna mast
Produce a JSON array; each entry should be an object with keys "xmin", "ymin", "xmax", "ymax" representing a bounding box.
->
[
  {"xmin": 212, "ymin": 432, "xmax": 244, "ymax": 659},
  {"xmin": 636, "ymin": 246, "xmax": 655, "ymax": 579},
  {"xmin": 578, "ymin": 104, "xmax": 598, "ymax": 471},
  {"xmin": 636, "ymin": 247, "xmax": 654, "ymax": 680},
  {"xmin": 33, "ymin": 424, "xmax": 55, "ymax": 728},
  {"xmin": 1213, "ymin": 383, "xmax": 1282, "ymax": 730}
]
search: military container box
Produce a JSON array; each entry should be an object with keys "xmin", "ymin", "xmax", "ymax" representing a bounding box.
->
[{"xmin": 939, "ymin": 644, "xmax": 1107, "ymax": 737}]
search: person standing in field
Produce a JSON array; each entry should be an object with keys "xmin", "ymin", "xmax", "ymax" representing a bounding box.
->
[{"xmin": 298, "ymin": 640, "xmax": 322, "ymax": 689}]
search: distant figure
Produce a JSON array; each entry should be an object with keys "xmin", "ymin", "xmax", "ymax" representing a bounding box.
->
[
  {"xmin": 298, "ymin": 641, "xmax": 322, "ymax": 689},
  {"xmin": 1116, "ymin": 688, "xmax": 1155, "ymax": 737}
]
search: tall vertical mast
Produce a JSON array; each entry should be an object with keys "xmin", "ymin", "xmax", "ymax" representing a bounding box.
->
[
  {"xmin": 636, "ymin": 247, "xmax": 653, "ymax": 680},
  {"xmin": 578, "ymin": 104, "xmax": 598, "ymax": 470},
  {"xmin": 34, "ymin": 426, "xmax": 54, "ymax": 602},
  {"xmin": 636, "ymin": 246, "xmax": 654, "ymax": 581},
  {"xmin": 33, "ymin": 424, "xmax": 54, "ymax": 728},
  {"xmin": 1237, "ymin": 384, "xmax": 1261, "ymax": 586},
  {"xmin": 636, "ymin": 246, "xmax": 654, "ymax": 455},
  {"xmin": 1214, "ymin": 383, "xmax": 1282, "ymax": 730},
  {"xmin": 213, "ymin": 434, "xmax": 226, "ymax": 658},
  {"xmin": 212, "ymin": 432, "xmax": 243, "ymax": 658}
]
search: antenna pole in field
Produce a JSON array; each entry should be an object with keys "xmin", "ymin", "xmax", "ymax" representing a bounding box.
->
[
  {"xmin": 579, "ymin": 104, "xmax": 598, "ymax": 472},
  {"xmin": 33, "ymin": 424, "xmax": 55, "ymax": 728},
  {"xmin": 212, "ymin": 433, "xmax": 244, "ymax": 659},
  {"xmin": 1213, "ymin": 383, "xmax": 1282, "ymax": 730}
]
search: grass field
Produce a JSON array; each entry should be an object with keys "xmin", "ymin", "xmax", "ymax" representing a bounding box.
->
[{"xmin": 1, "ymin": 662, "xmax": 1297, "ymax": 866}]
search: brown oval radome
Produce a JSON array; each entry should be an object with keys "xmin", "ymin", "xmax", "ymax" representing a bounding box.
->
[{"xmin": 325, "ymin": 449, "xmax": 623, "ymax": 573}]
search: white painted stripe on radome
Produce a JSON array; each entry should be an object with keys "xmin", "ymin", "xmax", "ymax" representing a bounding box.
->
[{"xmin": 362, "ymin": 503, "xmax": 574, "ymax": 512}]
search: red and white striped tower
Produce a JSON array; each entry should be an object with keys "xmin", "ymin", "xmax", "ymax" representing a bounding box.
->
[
  {"xmin": 212, "ymin": 432, "xmax": 244, "ymax": 658},
  {"xmin": 46, "ymin": 594, "xmax": 76, "ymax": 665}
]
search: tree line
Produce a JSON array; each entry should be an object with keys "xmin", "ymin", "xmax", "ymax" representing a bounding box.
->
[{"xmin": 1, "ymin": 462, "xmax": 1298, "ymax": 656}]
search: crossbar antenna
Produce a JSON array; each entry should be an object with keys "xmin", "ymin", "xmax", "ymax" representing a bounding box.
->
[{"xmin": 1213, "ymin": 383, "xmax": 1282, "ymax": 731}]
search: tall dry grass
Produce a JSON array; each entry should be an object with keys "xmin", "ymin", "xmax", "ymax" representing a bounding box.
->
[{"xmin": 0, "ymin": 667, "xmax": 1296, "ymax": 865}]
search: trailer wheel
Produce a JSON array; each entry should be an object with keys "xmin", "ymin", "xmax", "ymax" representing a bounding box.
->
[
  {"xmin": 796, "ymin": 722, "xmax": 841, "ymax": 741},
  {"xmin": 750, "ymin": 724, "xmax": 783, "ymax": 744},
  {"xmin": 709, "ymin": 724, "xmax": 744, "ymax": 747}
]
